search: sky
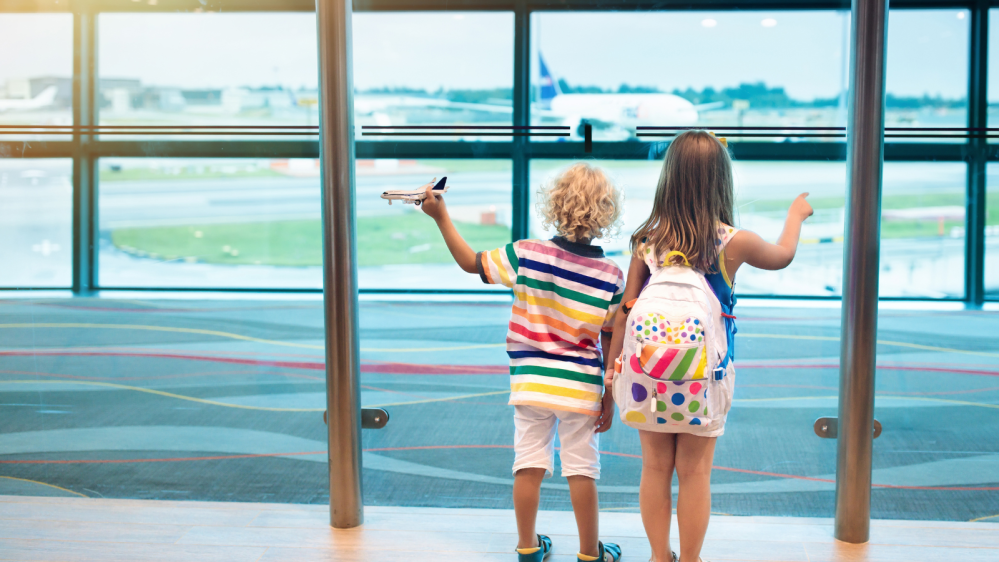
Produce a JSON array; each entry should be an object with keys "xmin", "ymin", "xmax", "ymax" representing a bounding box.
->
[{"xmin": 0, "ymin": 9, "xmax": 982, "ymax": 100}]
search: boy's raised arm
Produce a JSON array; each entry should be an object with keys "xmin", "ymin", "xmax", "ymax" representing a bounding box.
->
[{"xmin": 420, "ymin": 186, "xmax": 478, "ymax": 274}]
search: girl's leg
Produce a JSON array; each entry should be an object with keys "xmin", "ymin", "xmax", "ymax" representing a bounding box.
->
[
  {"xmin": 513, "ymin": 467, "xmax": 548, "ymax": 549},
  {"xmin": 674, "ymin": 434, "xmax": 717, "ymax": 562},
  {"xmin": 639, "ymin": 431, "xmax": 678, "ymax": 562}
]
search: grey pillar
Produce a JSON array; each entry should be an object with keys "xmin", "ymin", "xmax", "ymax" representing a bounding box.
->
[
  {"xmin": 72, "ymin": 10, "xmax": 97, "ymax": 293},
  {"xmin": 316, "ymin": 0, "xmax": 363, "ymax": 528},
  {"xmin": 511, "ymin": 0, "xmax": 531, "ymax": 242},
  {"xmin": 966, "ymin": 1, "xmax": 988, "ymax": 306},
  {"xmin": 834, "ymin": 0, "xmax": 888, "ymax": 544}
]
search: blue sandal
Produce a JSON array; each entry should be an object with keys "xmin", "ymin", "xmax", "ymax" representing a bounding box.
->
[
  {"xmin": 579, "ymin": 541, "xmax": 621, "ymax": 562},
  {"xmin": 517, "ymin": 534, "xmax": 552, "ymax": 562}
]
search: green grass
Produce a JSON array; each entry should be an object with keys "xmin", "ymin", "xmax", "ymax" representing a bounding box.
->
[{"xmin": 110, "ymin": 213, "xmax": 511, "ymax": 268}]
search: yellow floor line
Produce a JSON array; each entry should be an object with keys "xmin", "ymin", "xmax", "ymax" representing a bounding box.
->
[
  {"xmin": 734, "ymin": 394, "xmax": 999, "ymax": 410},
  {"xmin": 368, "ymin": 389, "xmax": 510, "ymax": 408},
  {"xmin": 0, "ymin": 380, "xmax": 325, "ymax": 412},
  {"xmin": 0, "ymin": 475, "xmax": 88, "ymax": 497},
  {"xmin": 0, "ymin": 323, "xmax": 324, "ymax": 351},
  {"xmin": 0, "ymin": 380, "xmax": 509, "ymax": 411},
  {"xmin": 0, "ymin": 323, "xmax": 504, "ymax": 353},
  {"xmin": 969, "ymin": 514, "xmax": 999, "ymax": 522},
  {"xmin": 741, "ymin": 333, "xmax": 999, "ymax": 359}
]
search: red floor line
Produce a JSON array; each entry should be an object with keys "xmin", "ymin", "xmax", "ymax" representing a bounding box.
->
[{"xmin": 2, "ymin": 351, "xmax": 998, "ymax": 378}]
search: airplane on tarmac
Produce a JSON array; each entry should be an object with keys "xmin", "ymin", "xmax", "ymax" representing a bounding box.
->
[
  {"xmin": 536, "ymin": 55, "xmax": 724, "ymax": 138},
  {"xmin": 380, "ymin": 176, "xmax": 449, "ymax": 205},
  {"xmin": 350, "ymin": 56, "xmax": 723, "ymax": 139},
  {"xmin": 0, "ymin": 86, "xmax": 58, "ymax": 112}
]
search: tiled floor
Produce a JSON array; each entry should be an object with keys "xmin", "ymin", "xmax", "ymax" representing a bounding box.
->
[{"xmin": 1, "ymin": 495, "xmax": 997, "ymax": 562}]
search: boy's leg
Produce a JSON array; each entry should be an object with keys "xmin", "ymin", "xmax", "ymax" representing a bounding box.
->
[
  {"xmin": 512, "ymin": 406, "xmax": 558, "ymax": 550},
  {"xmin": 674, "ymin": 434, "xmax": 717, "ymax": 562},
  {"xmin": 555, "ymin": 411, "xmax": 602, "ymax": 559},
  {"xmin": 638, "ymin": 430, "xmax": 678, "ymax": 562},
  {"xmin": 566, "ymin": 475, "xmax": 599, "ymax": 558},
  {"xmin": 514, "ymin": 468, "xmax": 548, "ymax": 549}
]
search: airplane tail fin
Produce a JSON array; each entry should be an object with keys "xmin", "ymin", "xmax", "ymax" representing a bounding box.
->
[
  {"xmin": 34, "ymin": 86, "xmax": 58, "ymax": 106},
  {"xmin": 538, "ymin": 54, "xmax": 561, "ymax": 108},
  {"xmin": 433, "ymin": 177, "xmax": 447, "ymax": 191}
]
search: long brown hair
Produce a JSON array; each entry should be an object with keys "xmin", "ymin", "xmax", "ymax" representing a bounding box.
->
[{"xmin": 630, "ymin": 130, "xmax": 734, "ymax": 273}]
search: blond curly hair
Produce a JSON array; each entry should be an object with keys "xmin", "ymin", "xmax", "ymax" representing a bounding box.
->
[{"xmin": 537, "ymin": 163, "xmax": 622, "ymax": 243}]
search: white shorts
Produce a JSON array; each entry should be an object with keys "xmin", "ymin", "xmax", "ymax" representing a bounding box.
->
[{"xmin": 512, "ymin": 405, "xmax": 600, "ymax": 480}]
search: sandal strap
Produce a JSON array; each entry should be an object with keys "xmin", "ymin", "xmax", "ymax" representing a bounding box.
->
[{"xmin": 599, "ymin": 541, "xmax": 622, "ymax": 562}]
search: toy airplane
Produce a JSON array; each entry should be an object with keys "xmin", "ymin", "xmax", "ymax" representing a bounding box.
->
[{"xmin": 380, "ymin": 177, "xmax": 449, "ymax": 205}]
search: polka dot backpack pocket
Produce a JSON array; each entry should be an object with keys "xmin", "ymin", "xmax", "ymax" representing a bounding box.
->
[{"xmin": 612, "ymin": 253, "xmax": 735, "ymax": 433}]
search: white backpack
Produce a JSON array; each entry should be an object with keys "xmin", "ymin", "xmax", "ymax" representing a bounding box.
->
[{"xmin": 612, "ymin": 253, "xmax": 735, "ymax": 432}]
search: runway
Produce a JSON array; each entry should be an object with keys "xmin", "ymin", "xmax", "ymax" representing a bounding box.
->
[{"xmin": 1, "ymin": 158, "xmax": 996, "ymax": 295}]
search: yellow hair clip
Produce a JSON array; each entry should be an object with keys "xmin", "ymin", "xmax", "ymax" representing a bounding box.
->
[{"xmin": 708, "ymin": 131, "xmax": 728, "ymax": 147}]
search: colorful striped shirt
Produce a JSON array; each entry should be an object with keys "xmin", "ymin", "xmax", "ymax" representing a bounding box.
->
[{"xmin": 476, "ymin": 237, "xmax": 625, "ymax": 416}]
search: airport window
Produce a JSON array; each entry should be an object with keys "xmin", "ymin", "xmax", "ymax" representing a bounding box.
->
[
  {"xmin": 531, "ymin": 159, "xmax": 850, "ymax": 297},
  {"xmin": 880, "ymin": 162, "xmax": 967, "ymax": 299},
  {"xmin": 0, "ymin": 13, "xmax": 73, "ymax": 141},
  {"xmin": 97, "ymin": 158, "xmax": 324, "ymax": 289},
  {"xmin": 96, "ymin": 158, "xmax": 512, "ymax": 291},
  {"xmin": 357, "ymin": 159, "xmax": 513, "ymax": 291},
  {"xmin": 0, "ymin": 1, "xmax": 988, "ymax": 301},
  {"xmin": 985, "ymin": 163, "xmax": 999, "ymax": 299},
  {"xmin": 529, "ymin": 11, "xmax": 850, "ymax": 142},
  {"xmin": 98, "ymin": 13, "xmax": 320, "ymax": 139},
  {"xmin": 353, "ymin": 12, "xmax": 515, "ymax": 141},
  {"xmin": 884, "ymin": 9, "xmax": 969, "ymax": 140},
  {"xmin": 0, "ymin": 159, "xmax": 73, "ymax": 288},
  {"xmin": 987, "ymin": 8, "xmax": 999, "ymax": 135}
]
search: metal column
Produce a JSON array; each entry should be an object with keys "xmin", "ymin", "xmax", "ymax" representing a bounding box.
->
[
  {"xmin": 834, "ymin": 0, "xmax": 888, "ymax": 544},
  {"xmin": 511, "ymin": 0, "xmax": 531, "ymax": 243},
  {"xmin": 72, "ymin": 10, "xmax": 97, "ymax": 294},
  {"xmin": 316, "ymin": 0, "xmax": 363, "ymax": 528},
  {"xmin": 966, "ymin": 1, "xmax": 989, "ymax": 306}
]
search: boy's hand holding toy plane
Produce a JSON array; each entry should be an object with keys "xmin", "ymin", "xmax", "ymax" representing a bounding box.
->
[{"xmin": 380, "ymin": 176, "xmax": 449, "ymax": 205}]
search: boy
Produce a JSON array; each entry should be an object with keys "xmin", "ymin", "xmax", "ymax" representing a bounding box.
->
[{"xmin": 419, "ymin": 163, "xmax": 624, "ymax": 562}]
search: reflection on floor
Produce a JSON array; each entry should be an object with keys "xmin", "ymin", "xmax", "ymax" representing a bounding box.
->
[
  {"xmin": 2, "ymin": 495, "xmax": 998, "ymax": 562},
  {"xmin": 0, "ymin": 297, "xmax": 997, "ymax": 522}
]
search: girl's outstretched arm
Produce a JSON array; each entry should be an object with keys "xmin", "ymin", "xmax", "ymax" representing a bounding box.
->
[
  {"xmin": 604, "ymin": 256, "xmax": 651, "ymax": 385},
  {"xmin": 419, "ymin": 186, "xmax": 478, "ymax": 274},
  {"xmin": 724, "ymin": 193, "xmax": 813, "ymax": 277}
]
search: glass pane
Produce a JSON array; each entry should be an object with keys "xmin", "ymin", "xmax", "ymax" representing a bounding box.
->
[
  {"xmin": 98, "ymin": 158, "xmax": 323, "ymax": 289},
  {"xmin": 98, "ymin": 13, "xmax": 319, "ymax": 140},
  {"xmin": 97, "ymin": 158, "xmax": 511, "ymax": 290},
  {"xmin": 0, "ymin": 14, "xmax": 73, "ymax": 141},
  {"xmin": 885, "ymin": 10, "xmax": 969, "ymax": 139},
  {"xmin": 985, "ymin": 163, "xmax": 999, "ymax": 298},
  {"xmin": 531, "ymin": 11, "xmax": 850, "ymax": 141},
  {"xmin": 531, "ymin": 159, "xmax": 964, "ymax": 298},
  {"xmin": 354, "ymin": 12, "xmax": 514, "ymax": 141},
  {"xmin": 357, "ymin": 159, "xmax": 512, "ymax": 291},
  {"xmin": 881, "ymin": 163, "xmax": 966, "ymax": 298},
  {"xmin": 988, "ymin": 8, "xmax": 999, "ymax": 135},
  {"xmin": 0, "ymin": 159, "xmax": 73, "ymax": 288}
]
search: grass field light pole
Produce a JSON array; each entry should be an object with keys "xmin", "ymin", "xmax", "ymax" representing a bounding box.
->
[
  {"xmin": 316, "ymin": 0, "xmax": 363, "ymax": 528},
  {"xmin": 835, "ymin": 0, "xmax": 888, "ymax": 544}
]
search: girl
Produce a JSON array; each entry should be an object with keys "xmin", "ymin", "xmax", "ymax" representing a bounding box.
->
[{"xmin": 605, "ymin": 130, "xmax": 813, "ymax": 562}]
